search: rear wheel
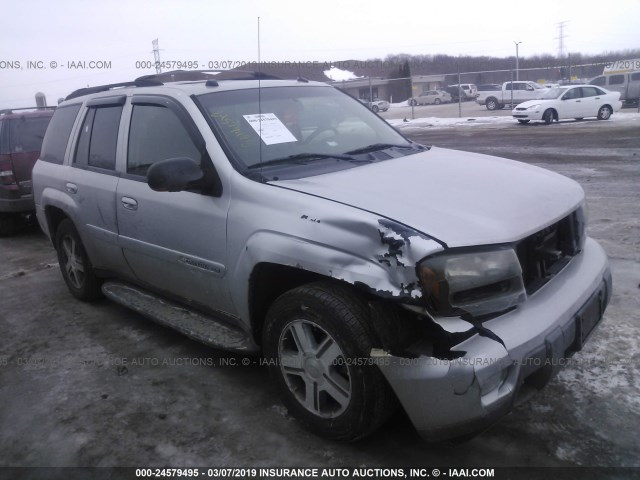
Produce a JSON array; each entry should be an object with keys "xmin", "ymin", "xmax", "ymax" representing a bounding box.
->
[
  {"xmin": 55, "ymin": 219, "xmax": 102, "ymax": 301},
  {"xmin": 371, "ymin": 105, "xmax": 379, "ymax": 113},
  {"xmin": 485, "ymin": 98, "xmax": 499, "ymax": 110},
  {"xmin": 434, "ymin": 98, "xmax": 441, "ymax": 105},
  {"xmin": 409, "ymin": 99, "xmax": 417, "ymax": 106},
  {"xmin": 597, "ymin": 105, "xmax": 612, "ymax": 120},
  {"xmin": 263, "ymin": 282, "xmax": 396, "ymax": 441},
  {"xmin": 543, "ymin": 109, "xmax": 555, "ymax": 124}
]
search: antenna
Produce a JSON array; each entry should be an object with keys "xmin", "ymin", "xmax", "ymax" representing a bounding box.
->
[{"xmin": 258, "ymin": 17, "xmax": 263, "ymax": 169}]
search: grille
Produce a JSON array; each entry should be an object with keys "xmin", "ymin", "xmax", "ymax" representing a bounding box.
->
[{"xmin": 516, "ymin": 208, "xmax": 585, "ymax": 294}]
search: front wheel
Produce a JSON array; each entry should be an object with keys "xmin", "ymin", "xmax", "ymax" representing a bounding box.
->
[
  {"xmin": 434, "ymin": 98, "xmax": 441, "ymax": 105},
  {"xmin": 597, "ymin": 105, "xmax": 612, "ymax": 120},
  {"xmin": 55, "ymin": 219, "xmax": 102, "ymax": 301},
  {"xmin": 409, "ymin": 99, "xmax": 417, "ymax": 106},
  {"xmin": 262, "ymin": 282, "xmax": 396, "ymax": 441},
  {"xmin": 371, "ymin": 105, "xmax": 379, "ymax": 113},
  {"xmin": 542, "ymin": 109, "xmax": 555, "ymax": 124}
]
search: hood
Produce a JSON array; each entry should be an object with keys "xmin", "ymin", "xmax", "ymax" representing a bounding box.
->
[{"xmin": 271, "ymin": 147, "xmax": 584, "ymax": 248}]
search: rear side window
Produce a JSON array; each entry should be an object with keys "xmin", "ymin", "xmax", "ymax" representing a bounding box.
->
[
  {"xmin": 40, "ymin": 104, "xmax": 81, "ymax": 164},
  {"xmin": 581, "ymin": 87, "xmax": 600, "ymax": 98},
  {"xmin": 631, "ymin": 72, "xmax": 640, "ymax": 81},
  {"xmin": 73, "ymin": 106, "xmax": 123, "ymax": 170},
  {"xmin": 9, "ymin": 116, "xmax": 52, "ymax": 153},
  {"xmin": 608, "ymin": 75, "xmax": 625, "ymax": 85},
  {"xmin": 127, "ymin": 105, "xmax": 201, "ymax": 177}
]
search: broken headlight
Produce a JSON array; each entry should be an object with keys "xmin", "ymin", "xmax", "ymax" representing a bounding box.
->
[{"xmin": 418, "ymin": 248, "xmax": 526, "ymax": 317}]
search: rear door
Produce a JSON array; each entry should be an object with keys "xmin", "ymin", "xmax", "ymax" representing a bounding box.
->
[
  {"xmin": 65, "ymin": 95, "xmax": 132, "ymax": 274},
  {"xmin": 115, "ymin": 95, "xmax": 233, "ymax": 313},
  {"xmin": 606, "ymin": 74, "xmax": 627, "ymax": 99}
]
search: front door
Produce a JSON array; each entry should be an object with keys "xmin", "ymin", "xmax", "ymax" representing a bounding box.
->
[{"xmin": 116, "ymin": 96, "xmax": 233, "ymax": 314}]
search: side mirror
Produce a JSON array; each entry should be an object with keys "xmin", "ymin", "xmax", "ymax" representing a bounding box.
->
[{"xmin": 147, "ymin": 157, "xmax": 205, "ymax": 192}]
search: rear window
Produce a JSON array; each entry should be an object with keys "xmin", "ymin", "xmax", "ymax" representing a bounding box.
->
[
  {"xmin": 9, "ymin": 116, "xmax": 52, "ymax": 153},
  {"xmin": 40, "ymin": 104, "xmax": 81, "ymax": 164}
]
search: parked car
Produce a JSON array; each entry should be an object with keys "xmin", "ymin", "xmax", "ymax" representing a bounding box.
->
[
  {"xmin": 477, "ymin": 81, "xmax": 546, "ymax": 110},
  {"xmin": 0, "ymin": 107, "xmax": 54, "ymax": 235},
  {"xmin": 409, "ymin": 90, "xmax": 452, "ymax": 106},
  {"xmin": 590, "ymin": 71, "xmax": 640, "ymax": 106},
  {"xmin": 361, "ymin": 98, "xmax": 389, "ymax": 112},
  {"xmin": 512, "ymin": 85, "xmax": 622, "ymax": 124},
  {"xmin": 33, "ymin": 72, "xmax": 611, "ymax": 442},
  {"xmin": 448, "ymin": 83, "xmax": 478, "ymax": 100}
]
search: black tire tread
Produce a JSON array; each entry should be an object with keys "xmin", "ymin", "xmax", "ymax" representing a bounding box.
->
[{"xmin": 263, "ymin": 281, "xmax": 397, "ymax": 441}]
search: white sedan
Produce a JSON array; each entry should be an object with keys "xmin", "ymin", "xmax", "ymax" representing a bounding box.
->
[{"xmin": 512, "ymin": 85, "xmax": 622, "ymax": 124}]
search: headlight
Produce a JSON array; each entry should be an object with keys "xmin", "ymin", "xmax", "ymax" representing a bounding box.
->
[
  {"xmin": 526, "ymin": 104, "xmax": 540, "ymax": 110},
  {"xmin": 418, "ymin": 248, "xmax": 526, "ymax": 317}
]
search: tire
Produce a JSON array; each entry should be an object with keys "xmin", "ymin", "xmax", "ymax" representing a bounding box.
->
[
  {"xmin": 542, "ymin": 109, "xmax": 555, "ymax": 125},
  {"xmin": 485, "ymin": 98, "xmax": 499, "ymax": 111},
  {"xmin": 371, "ymin": 105, "xmax": 379, "ymax": 113},
  {"xmin": 263, "ymin": 281, "xmax": 396, "ymax": 441},
  {"xmin": 517, "ymin": 119, "xmax": 530, "ymax": 124},
  {"xmin": 597, "ymin": 105, "xmax": 612, "ymax": 120},
  {"xmin": 55, "ymin": 219, "xmax": 102, "ymax": 301},
  {"xmin": 0, "ymin": 213, "xmax": 19, "ymax": 237},
  {"xmin": 409, "ymin": 99, "xmax": 417, "ymax": 106},
  {"xmin": 434, "ymin": 98, "xmax": 441, "ymax": 105}
]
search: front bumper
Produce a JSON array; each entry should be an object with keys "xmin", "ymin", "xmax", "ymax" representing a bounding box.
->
[{"xmin": 374, "ymin": 237, "xmax": 611, "ymax": 441}]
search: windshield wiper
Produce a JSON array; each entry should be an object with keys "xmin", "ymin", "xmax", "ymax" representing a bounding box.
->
[
  {"xmin": 345, "ymin": 143, "xmax": 418, "ymax": 155},
  {"xmin": 248, "ymin": 152, "xmax": 368, "ymax": 169}
]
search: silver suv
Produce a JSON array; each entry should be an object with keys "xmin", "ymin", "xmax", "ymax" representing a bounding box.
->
[{"xmin": 33, "ymin": 71, "xmax": 611, "ymax": 442}]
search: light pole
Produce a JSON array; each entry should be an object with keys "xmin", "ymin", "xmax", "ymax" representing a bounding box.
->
[{"xmin": 514, "ymin": 41, "xmax": 522, "ymax": 81}]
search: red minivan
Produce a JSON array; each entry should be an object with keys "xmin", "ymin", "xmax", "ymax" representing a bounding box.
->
[{"xmin": 0, "ymin": 107, "xmax": 54, "ymax": 235}]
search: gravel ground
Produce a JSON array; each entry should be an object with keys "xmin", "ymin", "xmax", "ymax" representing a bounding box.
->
[{"xmin": 0, "ymin": 113, "xmax": 638, "ymax": 472}]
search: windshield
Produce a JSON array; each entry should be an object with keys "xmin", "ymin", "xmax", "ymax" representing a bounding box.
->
[
  {"xmin": 541, "ymin": 87, "xmax": 569, "ymax": 99},
  {"xmin": 197, "ymin": 86, "xmax": 413, "ymax": 171}
]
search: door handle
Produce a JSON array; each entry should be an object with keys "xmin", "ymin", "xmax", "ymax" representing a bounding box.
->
[
  {"xmin": 576, "ymin": 100, "xmax": 581, "ymax": 102},
  {"xmin": 65, "ymin": 182, "xmax": 78, "ymax": 194},
  {"xmin": 121, "ymin": 197, "xmax": 138, "ymax": 210},
  {"xmin": 595, "ymin": 97, "xmax": 600, "ymax": 100}
]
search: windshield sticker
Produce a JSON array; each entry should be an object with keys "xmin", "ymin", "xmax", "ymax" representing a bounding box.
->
[{"xmin": 243, "ymin": 113, "xmax": 298, "ymax": 145}]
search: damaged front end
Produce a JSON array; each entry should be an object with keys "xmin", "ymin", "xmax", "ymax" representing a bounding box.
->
[{"xmin": 369, "ymin": 235, "xmax": 611, "ymax": 441}]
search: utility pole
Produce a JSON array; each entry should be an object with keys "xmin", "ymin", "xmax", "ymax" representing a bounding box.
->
[
  {"xmin": 514, "ymin": 41, "xmax": 522, "ymax": 81},
  {"xmin": 152, "ymin": 39, "xmax": 162, "ymax": 74}
]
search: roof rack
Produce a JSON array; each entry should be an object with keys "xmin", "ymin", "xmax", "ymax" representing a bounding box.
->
[
  {"xmin": 135, "ymin": 69, "xmax": 282, "ymax": 84},
  {"xmin": 64, "ymin": 69, "xmax": 285, "ymax": 101},
  {"xmin": 65, "ymin": 78, "xmax": 163, "ymax": 101},
  {"xmin": 0, "ymin": 106, "xmax": 56, "ymax": 115}
]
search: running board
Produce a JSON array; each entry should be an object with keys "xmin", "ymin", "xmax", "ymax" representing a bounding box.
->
[{"xmin": 101, "ymin": 282, "xmax": 259, "ymax": 353}]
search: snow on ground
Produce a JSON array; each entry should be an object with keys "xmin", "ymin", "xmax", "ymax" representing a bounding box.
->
[
  {"xmin": 323, "ymin": 67, "xmax": 360, "ymax": 81},
  {"xmin": 387, "ymin": 111, "xmax": 640, "ymax": 130}
]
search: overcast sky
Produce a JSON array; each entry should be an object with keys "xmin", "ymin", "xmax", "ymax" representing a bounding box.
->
[{"xmin": 1, "ymin": 0, "xmax": 638, "ymax": 109}]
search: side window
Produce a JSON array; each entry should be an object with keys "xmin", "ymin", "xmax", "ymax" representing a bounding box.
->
[
  {"xmin": 591, "ymin": 76, "xmax": 606, "ymax": 86},
  {"xmin": 631, "ymin": 72, "xmax": 640, "ymax": 82},
  {"xmin": 562, "ymin": 88, "xmax": 580, "ymax": 100},
  {"xmin": 40, "ymin": 104, "xmax": 81, "ymax": 164},
  {"xmin": 9, "ymin": 116, "xmax": 52, "ymax": 153},
  {"xmin": 89, "ymin": 107, "xmax": 122, "ymax": 170},
  {"xmin": 73, "ymin": 106, "xmax": 122, "ymax": 170},
  {"xmin": 127, "ymin": 105, "xmax": 201, "ymax": 177},
  {"xmin": 608, "ymin": 75, "xmax": 625, "ymax": 85},
  {"xmin": 581, "ymin": 87, "xmax": 599, "ymax": 98}
]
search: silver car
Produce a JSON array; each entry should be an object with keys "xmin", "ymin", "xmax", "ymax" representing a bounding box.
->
[
  {"xmin": 33, "ymin": 72, "xmax": 611, "ymax": 442},
  {"xmin": 409, "ymin": 90, "xmax": 452, "ymax": 106}
]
